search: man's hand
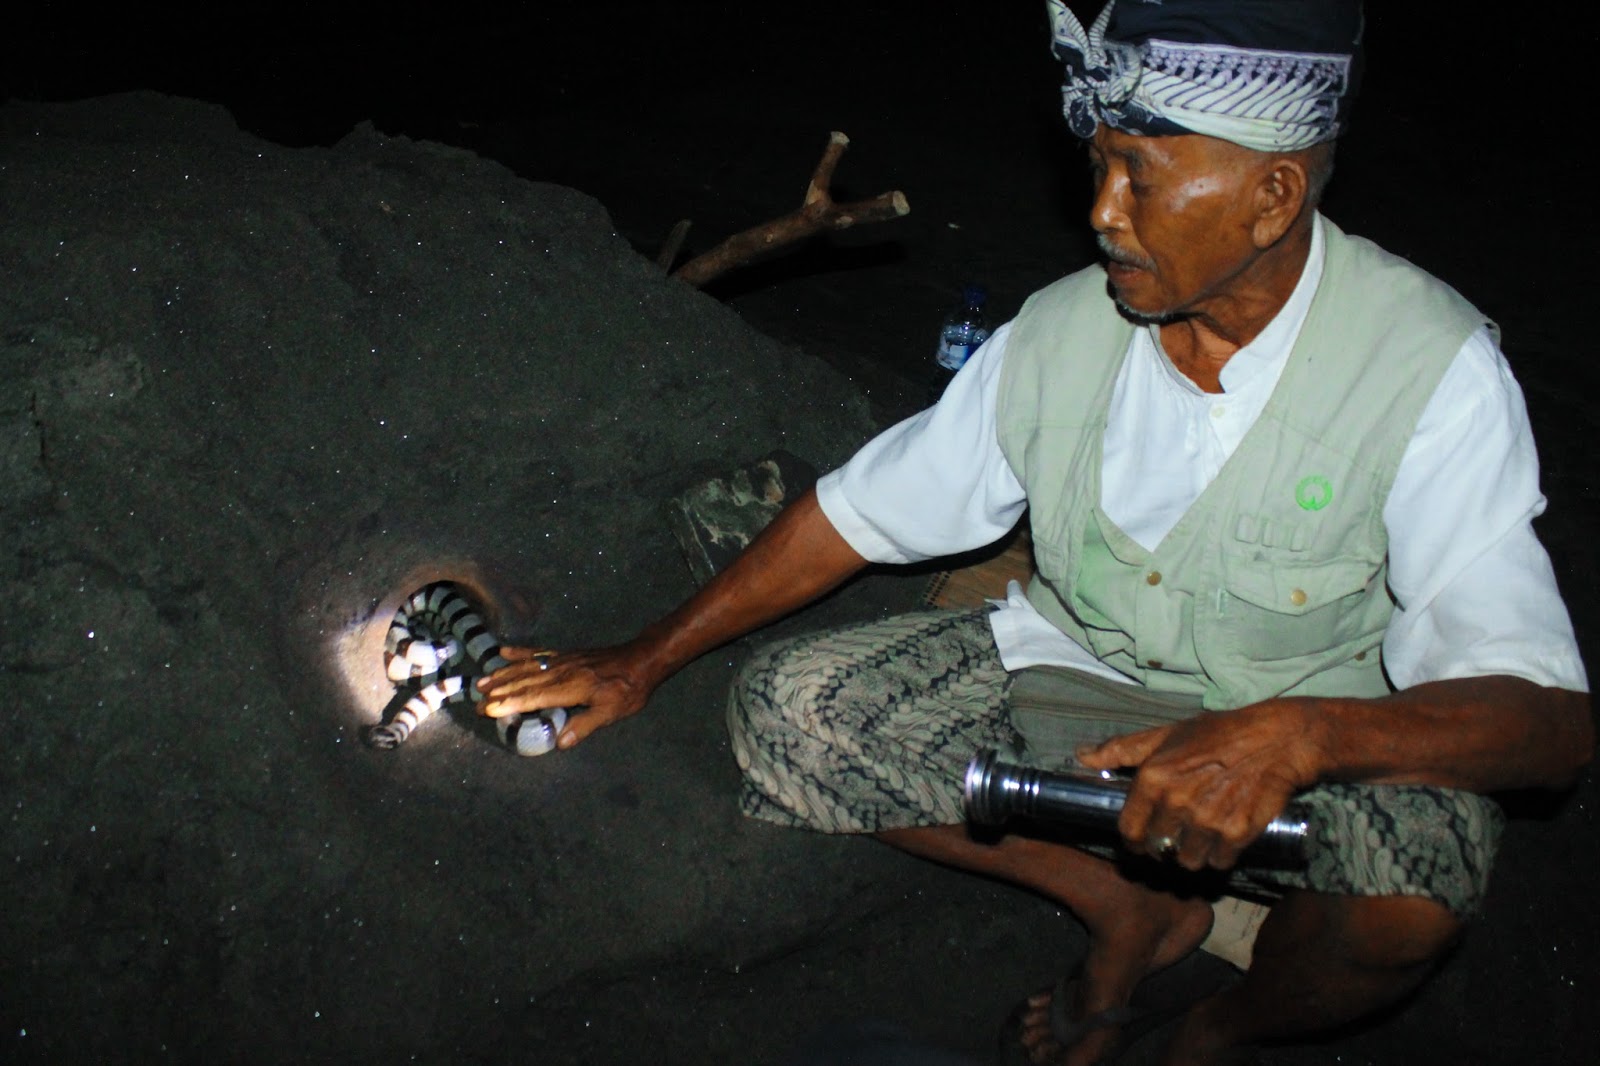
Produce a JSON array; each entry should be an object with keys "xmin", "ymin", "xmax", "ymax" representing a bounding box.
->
[
  {"xmin": 1077, "ymin": 700, "xmax": 1324, "ymax": 872},
  {"xmin": 472, "ymin": 487, "xmax": 868, "ymax": 754},
  {"xmin": 477, "ymin": 644, "xmax": 657, "ymax": 750}
]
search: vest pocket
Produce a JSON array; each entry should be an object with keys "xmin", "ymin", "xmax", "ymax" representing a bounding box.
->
[{"xmin": 1218, "ymin": 555, "xmax": 1379, "ymax": 663}]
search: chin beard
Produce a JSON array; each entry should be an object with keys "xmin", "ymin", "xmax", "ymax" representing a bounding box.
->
[
  {"xmin": 1114, "ymin": 299, "xmax": 1172, "ymax": 326},
  {"xmin": 1105, "ymin": 279, "xmax": 1179, "ymax": 326}
]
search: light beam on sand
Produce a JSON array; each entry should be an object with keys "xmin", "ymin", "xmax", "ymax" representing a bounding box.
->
[
  {"xmin": 335, "ymin": 567, "xmax": 505, "ymax": 730},
  {"xmin": 281, "ymin": 546, "xmax": 525, "ymax": 741}
]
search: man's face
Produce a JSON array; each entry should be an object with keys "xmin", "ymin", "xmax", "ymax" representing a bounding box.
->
[{"xmin": 1087, "ymin": 126, "xmax": 1266, "ymax": 322}]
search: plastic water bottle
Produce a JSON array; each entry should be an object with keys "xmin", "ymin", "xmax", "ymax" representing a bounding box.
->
[
  {"xmin": 929, "ymin": 283, "xmax": 992, "ymax": 402},
  {"xmin": 936, "ymin": 284, "xmax": 992, "ymax": 370}
]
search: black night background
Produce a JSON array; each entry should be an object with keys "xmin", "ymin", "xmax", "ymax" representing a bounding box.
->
[{"xmin": 2, "ymin": 3, "xmax": 1594, "ymax": 1063}]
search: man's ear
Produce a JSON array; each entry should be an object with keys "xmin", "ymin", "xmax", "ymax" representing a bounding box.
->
[{"xmin": 1251, "ymin": 158, "xmax": 1310, "ymax": 248}]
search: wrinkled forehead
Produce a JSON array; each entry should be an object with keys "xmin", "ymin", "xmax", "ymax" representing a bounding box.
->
[{"xmin": 1088, "ymin": 125, "xmax": 1263, "ymax": 173}]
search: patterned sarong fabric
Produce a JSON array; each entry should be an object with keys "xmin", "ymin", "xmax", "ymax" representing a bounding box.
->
[{"xmin": 727, "ymin": 608, "xmax": 1502, "ymax": 918}]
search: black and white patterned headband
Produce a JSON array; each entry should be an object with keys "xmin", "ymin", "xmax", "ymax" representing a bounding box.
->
[{"xmin": 1047, "ymin": 0, "xmax": 1362, "ymax": 151}]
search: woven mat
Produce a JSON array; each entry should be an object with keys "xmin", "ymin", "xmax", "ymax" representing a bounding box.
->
[{"xmin": 921, "ymin": 529, "xmax": 1035, "ymax": 609}]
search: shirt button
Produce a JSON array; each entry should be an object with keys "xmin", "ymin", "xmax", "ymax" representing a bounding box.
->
[
  {"xmin": 1210, "ymin": 405, "xmax": 1225, "ymax": 420},
  {"xmin": 1289, "ymin": 588, "xmax": 1308, "ymax": 606},
  {"xmin": 1146, "ymin": 571, "xmax": 1162, "ymax": 586}
]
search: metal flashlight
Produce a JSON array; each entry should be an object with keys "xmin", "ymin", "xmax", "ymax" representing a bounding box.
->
[{"xmin": 963, "ymin": 749, "xmax": 1310, "ymax": 869}]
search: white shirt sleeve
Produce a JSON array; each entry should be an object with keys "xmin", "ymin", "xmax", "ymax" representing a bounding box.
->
[
  {"xmin": 1382, "ymin": 327, "xmax": 1588, "ymax": 692},
  {"xmin": 816, "ymin": 323, "xmax": 1027, "ymax": 564},
  {"xmin": 818, "ymin": 317, "xmax": 1587, "ymax": 695}
]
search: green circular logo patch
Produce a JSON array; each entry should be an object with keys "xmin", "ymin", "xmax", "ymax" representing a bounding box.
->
[{"xmin": 1295, "ymin": 475, "xmax": 1333, "ymax": 511}]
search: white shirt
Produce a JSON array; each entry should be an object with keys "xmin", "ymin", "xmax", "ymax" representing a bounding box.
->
[{"xmin": 819, "ymin": 217, "xmax": 1588, "ymax": 694}]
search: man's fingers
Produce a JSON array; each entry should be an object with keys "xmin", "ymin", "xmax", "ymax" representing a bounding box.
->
[
  {"xmin": 1147, "ymin": 776, "xmax": 1290, "ymax": 870},
  {"xmin": 556, "ymin": 708, "xmax": 613, "ymax": 750},
  {"xmin": 1077, "ymin": 705, "xmax": 1311, "ymax": 870},
  {"xmin": 1171, "ymin": 825, "xmax": 1221, "ymax": 871},
  {"xmin": 1079, "ymin": 724, "xmax": 1171, "ymax": 770},
  {"xmin": 1117, "ymin": 776, "xmax": 1161, "ymax": 847},
  {"xmin": 481, "ymin": 680, "xmax": 585, "ymax": 718},
  {"xmin": 478, "ymin": 652, "xmax": 572, "ymax": 698},
  {"xmin": 478, "ymin": 663, "xmax": 537, "ymax": 694},
  {"xmin": 551, "ymin": 699, "xmax": 645, "ymax": 749},
  {"xmin": 479, "ymin": 665, "xmax": 593, "ymax": 718},
  {"xmin": 476, "ymin": 671, "xmax": 548, "ymax": 707},
  {"xmin": 497, "ymin": 645, "xmax": 557, "ymax": 661}
]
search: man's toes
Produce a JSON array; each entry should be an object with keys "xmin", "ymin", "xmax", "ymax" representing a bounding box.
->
[{"xmin": 1017, "ymin": 998, "xmax": 1060, "ymax": 1060}]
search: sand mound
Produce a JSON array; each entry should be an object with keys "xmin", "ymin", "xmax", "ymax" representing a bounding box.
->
[{"xmin": 0, "ymin": 93, "xmax": 906, "ymax": 1060}]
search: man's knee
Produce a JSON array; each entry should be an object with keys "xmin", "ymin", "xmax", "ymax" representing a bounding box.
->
[
  {"xmin": 726, "ymin": 631, "xmax": 832, "ymax": 751},
  {"xmin": 1264, "ymin": 891, "xmax": 1464, "ymax": 976},
  {"xmin": 726, "ymin": 630, "xmax": 851, "ymax": 765},
  {"xmin": 1338, "ymin": 894, "xmax": 1463, "ymax": 971}
]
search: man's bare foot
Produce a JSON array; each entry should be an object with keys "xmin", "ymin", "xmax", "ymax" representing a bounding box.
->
[{"xmin": 1014, "ymin": 888, "xmax": 1216, "ymax": 1065}]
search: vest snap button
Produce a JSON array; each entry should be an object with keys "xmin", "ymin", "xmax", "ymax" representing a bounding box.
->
[
  {"xmin": 1355, "ymin": 650, "xmax": 1367, "ymax": 661},
  {"xmin": 1147, "ymin": 659, "xmax": 1163, "ymax": 670},
  {"xmin": 1289, "ymin": 588, "xmax": 1308, "ymax": 606},
  {"xmin": 1146, "ymin": 571, "xmax": 1162, "ymax": 586}
]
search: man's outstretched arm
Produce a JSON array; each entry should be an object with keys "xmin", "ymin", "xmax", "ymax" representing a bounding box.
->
[{"xmin": 479, "ymin": 487, "xmax": 868, "ymax": 748}]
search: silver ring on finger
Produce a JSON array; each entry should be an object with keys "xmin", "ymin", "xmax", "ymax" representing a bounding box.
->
[
  {"xmin": 1155, "ymin": 834, "xmax": 1180, "ymax": 859},
  {"xmin": 536, "ymin": 655, "xmax": 551, "ymax": 671}
]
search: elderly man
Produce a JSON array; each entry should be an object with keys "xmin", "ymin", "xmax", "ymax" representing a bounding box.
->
[{"xmin": 482, "ymin": 1, "xmax": 1592, "ymax": 1062}]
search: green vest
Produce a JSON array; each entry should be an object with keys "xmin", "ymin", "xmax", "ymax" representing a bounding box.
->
[{"xmin": 997, "ymin": 218, "xmax": 1492, "ymax": 709}]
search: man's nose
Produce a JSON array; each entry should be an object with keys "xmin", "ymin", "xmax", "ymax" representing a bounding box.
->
[{"xmin": 1089, "ymin": 172, "xmax": 1127, "ymax": 234}]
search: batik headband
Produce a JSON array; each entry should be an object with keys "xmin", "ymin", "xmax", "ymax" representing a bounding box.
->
[{"xmin": 1046, "ymin": 0, "xmax": 1362, "ymax": 152}]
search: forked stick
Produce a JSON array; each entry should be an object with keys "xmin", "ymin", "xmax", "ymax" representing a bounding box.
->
[{"xmin": 669, "ymin": 132, "xmax": 910, "ymax": 288}]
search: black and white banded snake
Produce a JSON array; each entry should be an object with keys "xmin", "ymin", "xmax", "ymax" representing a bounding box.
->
[{"xmin": 364, "ymin": 582, "xmax": 566, "ymax": 755}]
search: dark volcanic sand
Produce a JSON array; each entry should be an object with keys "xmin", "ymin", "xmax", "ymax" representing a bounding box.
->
[{"xmin": 3, "ymin": 5, "xmax": 1595, "ymax": 1064}]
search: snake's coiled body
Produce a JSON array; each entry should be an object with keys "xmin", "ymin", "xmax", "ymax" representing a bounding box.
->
[{"xmin": 365, "ymin": 582, "xmax": 565, "ymax": 756}]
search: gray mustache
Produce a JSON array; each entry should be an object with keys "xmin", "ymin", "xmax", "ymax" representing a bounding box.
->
[{"xmin": 1097, "ymin": 233, "xmax": 1152, "ymax": 271}]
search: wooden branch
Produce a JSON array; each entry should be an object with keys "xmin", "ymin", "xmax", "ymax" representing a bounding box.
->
[
  {"xmin": 804, "ymin": 131, "xmax": 850, "ymax": 207},
  {"xmin": 656, "ymin": 218, "xmax": 692, "ymax": 271},
  {"xmin": 671, "ymin": 131, "xmax": 910, "ymax": 289}
]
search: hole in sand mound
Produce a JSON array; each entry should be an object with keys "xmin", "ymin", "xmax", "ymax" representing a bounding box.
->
[
  {"xmin": 333, "ymin": 566, "xmax": 505, "ymax": 726},
  {"xmin": 360, "ymin": 579, "xmax": 506, "ymax": 751},
  {"xmin": 276, "ymin": 534, "xmax": 542, "ymax": 745}
]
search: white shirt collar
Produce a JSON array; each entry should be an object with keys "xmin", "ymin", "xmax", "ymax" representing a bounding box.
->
[{"xmin": 1149, "ymin": 213, "xmax": 1327, "ymax": 396}]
